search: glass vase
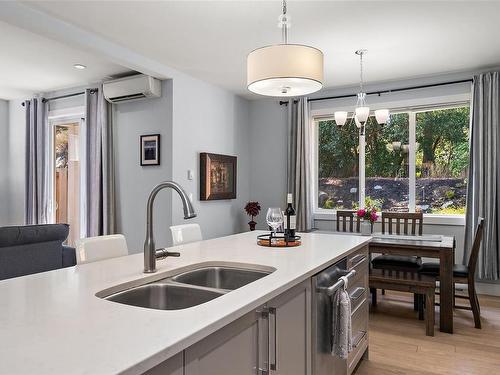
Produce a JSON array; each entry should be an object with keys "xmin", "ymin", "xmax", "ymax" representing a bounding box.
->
[{"xmin": 360, "ymin": 220, "xmax": 372, "ymax": 236}]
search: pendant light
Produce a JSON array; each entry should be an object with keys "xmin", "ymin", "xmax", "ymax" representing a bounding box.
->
[
  {"xmin": 334, "ymin": 50, "xmax": 390, "ymax": 135},
  {"xmin": 247, "ymin": 0, "xmax": 324, "ymax": 97}
]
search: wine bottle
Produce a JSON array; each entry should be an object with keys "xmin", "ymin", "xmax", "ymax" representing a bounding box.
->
[{"xmin": 285, "ymin": 193, "xmax": 296, "ymax": 239}]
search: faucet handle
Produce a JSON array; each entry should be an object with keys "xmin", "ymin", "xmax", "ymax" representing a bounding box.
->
[{"xmin": 155, "ymin": 248, "xmax": 181, "ymax": 259}]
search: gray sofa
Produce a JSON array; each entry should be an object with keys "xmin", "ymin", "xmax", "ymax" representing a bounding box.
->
[{"xmin": 0, "ymin": 224, "xmax": 76, "ymax": 281}]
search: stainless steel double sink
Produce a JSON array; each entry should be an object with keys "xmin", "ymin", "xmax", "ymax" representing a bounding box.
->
[{"xmin": 98, "ymin": 264, "xmax": 275, "ymax": 311}]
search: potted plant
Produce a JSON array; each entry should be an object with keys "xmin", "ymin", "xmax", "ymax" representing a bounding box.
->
[
  {"xmin": 356, "ymin": 206, "xmax": 379, "ymax": 236},
  {"xmin": 244, "ymin": 201, "xmax": 261, "ymax": 231}
]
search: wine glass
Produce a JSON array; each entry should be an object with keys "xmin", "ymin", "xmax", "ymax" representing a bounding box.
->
[{"xmin": 266, "ymin": 207, "xmax": 284, "ymax": 240}]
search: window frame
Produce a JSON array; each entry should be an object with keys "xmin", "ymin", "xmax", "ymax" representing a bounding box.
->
[{"xmin": 312, "ymin": 102, "xmax": 470, "ymax": 226}]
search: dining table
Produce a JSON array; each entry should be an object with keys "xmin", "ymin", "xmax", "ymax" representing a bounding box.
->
[{"xmin": 314, "ymin": 230, "xmax": 456, "ymax": 333}]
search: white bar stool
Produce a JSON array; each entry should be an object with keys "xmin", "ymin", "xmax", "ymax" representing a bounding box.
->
[
  {"xmin": 170, "ymin": 224, "xmax": 202, "ymax": 246},
  {"xmin": 75, "ymin": 234, "xmax": 129, "ymax": 265}
]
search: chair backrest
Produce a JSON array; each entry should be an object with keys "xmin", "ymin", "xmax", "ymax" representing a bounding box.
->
[
  {"xmin": 336, "ymin": 210, "xmax": 360, "ymax": 233},
  {"xmin": 170, "ymin": 224, "xmax": 202, "ymax": 246},
  {"xmin": 381, "ymin": 212, "xmax": 423, "ymax": 235},
  {"xmin": 75, "ymin": 234, "xmax": 128, "ymax": 265},
  {"xmin": 467, "ymin": 217, "xmax": 485, "ymax": 279}
]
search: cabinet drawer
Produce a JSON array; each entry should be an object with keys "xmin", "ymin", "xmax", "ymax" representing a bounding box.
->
[
  {"xmin": 348, "ymin": 330, "xmax": 368, "ymax": 374},
  {"xmin": 348, "ymin": 300, "xmax": 368, "ymax": 373},
  {"xmin": 347, "ymin": 249, "xmax": 368, "ymax": 313},
  {"xmin": 347, "ymin": 246, "xmax": 368, "ymax": 270}
]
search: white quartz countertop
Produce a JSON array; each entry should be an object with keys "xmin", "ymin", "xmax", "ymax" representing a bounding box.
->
[{"xmin": 0, "ymin": 231, "xmax": 369, "ymax": 375}]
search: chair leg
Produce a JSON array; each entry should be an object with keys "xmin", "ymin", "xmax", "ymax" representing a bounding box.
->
[
  {"xmin": 414, "ymin": 293, "xmax": 419, "ymax": 311},
  {"xmin": 382, "ymin": 289, "xmax": 386, "ymax": 295},
  {"xmin": 418, "ymin": 295, "xmax": 424, "ymax": 321},
  {"xmin": 425, "ymin": 289, "xmax": 435, "ymax": 336},
  {"xmin": 371, "ymin": 288, "xmax": 377, "ymax": 306},
  {"xmin": 468, "ymin": 281, "xmax": 481, "ymax": 329}
]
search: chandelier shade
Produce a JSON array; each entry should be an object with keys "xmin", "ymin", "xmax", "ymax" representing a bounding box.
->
[
  {"xmin": 375, "ymin": 109, "xmax": 390, "ymax": 124},
  {"xmin": 247, "ymin": 44, "xmax": 324, "ymax": 97},
  {"xmin": 334, "ymin": 111, "xmax": 348, "ymax": 126},
  {"xmin": 355, "ymin": 106, "xmax": 370, "ymax": 124}
]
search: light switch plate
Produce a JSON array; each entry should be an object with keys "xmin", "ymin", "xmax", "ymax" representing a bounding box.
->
[{"xmin": 187, "ymin": 169, "xmax": 194, "ymax": 180}]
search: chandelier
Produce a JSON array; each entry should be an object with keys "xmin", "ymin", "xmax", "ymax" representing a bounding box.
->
[
  {"xmin": 334, "ymin": 50, "xmax": 390, "ymax": 135},
  {"xmin": 247, "ymin": 0, "xmax": 324, "ymax": 97}
]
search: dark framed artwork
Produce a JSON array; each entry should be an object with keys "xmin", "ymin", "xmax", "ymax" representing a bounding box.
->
[
  {"xmin": 140, "ymin": 134, "xmax": 160, "ymax": 166},
  {"xmin": 200, "ymin": 153, "xmax": 237, "ymax": 200}
]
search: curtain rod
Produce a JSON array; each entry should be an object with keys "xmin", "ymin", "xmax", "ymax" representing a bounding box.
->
[
  {"xmin": 279, "ymin": 78, "xmax": 473, "ymax": 106},
  {"xmin": 21, "ymin": 88, "xmax": 98, "ymax": 106}
]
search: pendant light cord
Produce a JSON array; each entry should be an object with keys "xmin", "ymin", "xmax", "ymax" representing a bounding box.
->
[
  {"xmin": 280, "ymin": 0, "xmax": 289, "ymax": 44},
  {"xmin": 359, "ymin": 52, "xmax": 364, "ymax": 93}
]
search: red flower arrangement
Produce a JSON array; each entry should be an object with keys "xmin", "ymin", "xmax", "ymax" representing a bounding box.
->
[
  {"xmin": 244, "ymin": 201, "xmax": 261, "ymax": 231},
  {"xmin": 356, "ymin": 207, "xmax": 379, "ymax": 223}
]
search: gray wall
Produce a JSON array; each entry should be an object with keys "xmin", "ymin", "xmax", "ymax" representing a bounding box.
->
[
  {"xmin": 0, "ymin": 100, "xmax": 9, "ymax": 225},
  {"xmin": 248, "ymin": 99, "xmax": 287, "ymax": 229},
  {"xmin": 114, "ymin": 75, "xmax": 252, "ymax": 252},
  {"xmin": 170, "ymin": 73, "xmax": 251, "ymax": 240},
  {"xmin": 5, "ymin": 99, "xmax": 25, "ymax": 225},
  {"xmin": 113, "ymin": 80, "xmax": 174, "ymax": 252}
]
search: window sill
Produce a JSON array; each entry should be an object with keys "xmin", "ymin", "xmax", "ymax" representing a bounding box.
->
[{"xmin": 313, "ymin": 210, "xmax": 465, "ymax": 226}]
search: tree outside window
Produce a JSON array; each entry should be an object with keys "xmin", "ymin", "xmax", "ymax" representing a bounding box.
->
[{"xmin": 317, "ymin": 106, "xmax": 470, "ymax": 215}]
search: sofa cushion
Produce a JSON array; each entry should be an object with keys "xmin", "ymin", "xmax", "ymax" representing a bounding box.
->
[
  {"xmin": 0, "ymin": 224, "xmax": 69, "ymax": 247},
  {"xmin": 0, "ymin": 224, "xmax": 70, "ymax": 280}
]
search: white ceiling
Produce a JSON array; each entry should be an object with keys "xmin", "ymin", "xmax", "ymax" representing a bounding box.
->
[
  {"xmin": 0, "ymin": 20, "xmax": 128, "ymax": 100},
  {"xmin": 10, "ymin": 1, "xmax": 500, "ymax": 99}
]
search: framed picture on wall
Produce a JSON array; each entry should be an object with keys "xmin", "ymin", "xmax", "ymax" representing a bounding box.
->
[
  {"xmin": 140, "ymin": 134, "xmax": 160, "ymax": 166},
  {"xmin": 200, "ymin": 153, "xmax": 237, "ymax": 200}
]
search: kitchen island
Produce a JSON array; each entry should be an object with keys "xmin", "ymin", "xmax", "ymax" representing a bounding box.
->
[{"xmin": 0, "ymin": 231, "xmax": 370, "ymax": 375}]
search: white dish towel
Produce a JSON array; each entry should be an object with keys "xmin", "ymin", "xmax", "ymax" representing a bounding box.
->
[{"xmin": 331, "ymin": 275, "xmax": 352, "ymax": 359}]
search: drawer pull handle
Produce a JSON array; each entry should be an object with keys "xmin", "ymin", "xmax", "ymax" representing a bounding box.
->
[
  {"xmin": 350, "ymin": 287, "xmax": 366, "ymax": 301},
  {"xmin": 352, "ymin": 331, "xmax": 367, "ymax": 348},
  {"xmin": 350, "ymin": 254, "xmax": 367, "ymax": 269},
  {"xmin": 269, "ymin": 307, "xmax": 277, "ymax": 371}
]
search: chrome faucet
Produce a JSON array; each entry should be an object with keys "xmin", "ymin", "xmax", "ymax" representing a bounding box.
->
[{"xmin": 144, "ymin": 181, "xmax": 197, "ymax": 273}]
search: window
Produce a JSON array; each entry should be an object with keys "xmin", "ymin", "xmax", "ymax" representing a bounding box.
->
[
  {"xmin": 415, "ymin": 107, "xmax": 470, "ymax": 214},
  {"xmin": 315, "ymin": 105, "xmax": 470, "ymax": 217},
  {"xmin": 318, "ymin": 119, "xmax": 359, "ymax": 209},
  {"xmin": 365, "ymin": 113, "xmax": 409, "ymax": 211},
  {"xmin": 52, "ymin": 120, "xmax": 81, "ymax": 245}
]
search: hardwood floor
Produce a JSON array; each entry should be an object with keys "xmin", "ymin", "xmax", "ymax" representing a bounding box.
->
[{"xmin": 356, "ymin": 291, "xmax": 500, "ymax": 374}]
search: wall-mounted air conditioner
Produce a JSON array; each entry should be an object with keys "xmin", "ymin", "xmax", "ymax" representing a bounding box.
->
[{"xmin": 103, "ymin": 74, "xmax": 161, "ymax": 103}]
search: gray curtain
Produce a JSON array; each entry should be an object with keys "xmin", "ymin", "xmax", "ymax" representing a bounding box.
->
[
  {"xmin": 287, "ymin": 98, "xmax": 313, "ymax": 232},
  {"xmin": 24, "ymin": 98, "xmax": 50, "ymax": 225},
  {"xmin": 464, "ymin": 72, "xmax": 500, "ymax": 280},
  {"xmin": 83, "ymin": 86, "xmax": 115, "ymax": 237}
]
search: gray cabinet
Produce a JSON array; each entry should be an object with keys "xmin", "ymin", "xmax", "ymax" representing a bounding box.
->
[
  {"xmin": 143, "ymin": 280, "xmax": 312, "ymax": 375},
  {"xmin": 266, "ymin": 280, "xmax": 312, "ymax": 375},
  {"xmin": 184, "ymin": 309, "xmax": 261, "ymax": 375},
  {"xmin": 143, "ymin": 352, "xmax": 183, "ymax": 375}
]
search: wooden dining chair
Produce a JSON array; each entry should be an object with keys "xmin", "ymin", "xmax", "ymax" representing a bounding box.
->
[
  {"xmin": 372, "ymin": 212, "xmax": 424, "ymax": 272},
  {"xmin": 419, "ymin": 218, "xmax": 484, "ymax": 328},
  {"xmin": 372, "ymin": 212, "xmax": 424, "ymax": 308},
  {"xmin": 336, "ymin": 210, "xmax": 360, "ymax": 233}
]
